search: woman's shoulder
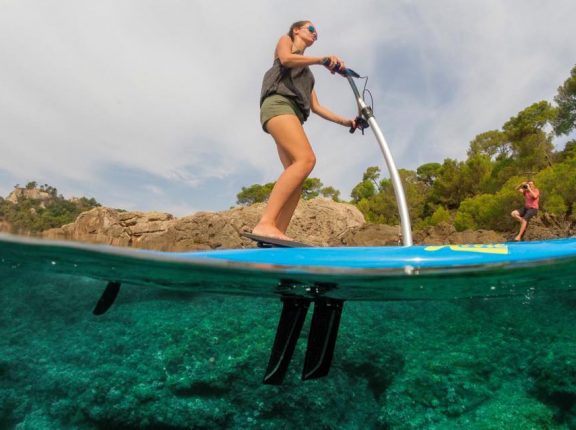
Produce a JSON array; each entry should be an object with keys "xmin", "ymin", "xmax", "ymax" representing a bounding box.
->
[
  {"xmin": 275, "ymin": 34, "xmax": 292, "ymax": 50},
  {"xmin": 274, "ymin": 35, "xmax": 292, "ymax": 56},
  {"xmin": 278, "ymin": 34, "xmax": 292, "ymax": 43}
]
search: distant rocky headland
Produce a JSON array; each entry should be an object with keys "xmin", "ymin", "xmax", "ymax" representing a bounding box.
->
[{"xmin": 1, "ymin": 186, "xmax": 573, "ymax": 250}]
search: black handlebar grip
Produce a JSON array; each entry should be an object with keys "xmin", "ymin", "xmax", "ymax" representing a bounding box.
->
[{"xmin": 322, "ymin": 58, "xmax": 348, "ymax": 76}]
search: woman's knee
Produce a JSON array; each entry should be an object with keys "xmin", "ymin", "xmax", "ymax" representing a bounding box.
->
[
  {"xmin": 304, "ymin": 153, "xmax": 316, "ymax": 172},
  {"xmin": 295, "ymin": 153, "xmax": 316, "ymax": 175}
]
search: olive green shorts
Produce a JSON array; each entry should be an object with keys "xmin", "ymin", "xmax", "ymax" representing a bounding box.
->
[{"xmin": 260, "ymin": 94, "xmax": 305, "ymax": 133}]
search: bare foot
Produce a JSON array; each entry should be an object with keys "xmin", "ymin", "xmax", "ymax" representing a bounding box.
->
[{"xmin": 251, "ymin": 224, "xmax": 293, "ymax": 241}]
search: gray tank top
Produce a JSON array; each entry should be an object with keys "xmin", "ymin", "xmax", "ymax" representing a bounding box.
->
[{"xmin": 260, "ymin": 57, "xmax": 315, "ymax": 121}]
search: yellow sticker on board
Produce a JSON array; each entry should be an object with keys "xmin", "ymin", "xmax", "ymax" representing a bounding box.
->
[{"xmin": 424, "ymin": 244, "xmax": 509, "ymax": 255}]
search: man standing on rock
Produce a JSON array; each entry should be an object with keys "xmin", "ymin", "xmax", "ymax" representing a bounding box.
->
[{"xmin": 511, "ymin": 180, "xmax": 540, "ymax": 241}]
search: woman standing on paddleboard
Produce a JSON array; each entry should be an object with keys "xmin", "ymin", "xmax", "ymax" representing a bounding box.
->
[{"xmin": 251, "ymin": 20, "xmax": 356, "ymax": 241}]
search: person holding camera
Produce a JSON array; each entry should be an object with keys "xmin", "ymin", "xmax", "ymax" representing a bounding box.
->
[{"xmin": 510, "ymin": 180, "xmax": 540, "ymax": 241}]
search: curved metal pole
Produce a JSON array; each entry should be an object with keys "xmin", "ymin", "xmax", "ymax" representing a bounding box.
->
[{"xmin": 346, "ymin": 75, "xmax": 413, "ymax": 246}]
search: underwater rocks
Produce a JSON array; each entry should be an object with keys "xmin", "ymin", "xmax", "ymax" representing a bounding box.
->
[{"xmin": 529, "ymin": 343, "xmax": 576, "ymax": 421}]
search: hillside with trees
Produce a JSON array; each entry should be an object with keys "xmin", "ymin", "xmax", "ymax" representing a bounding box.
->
[
  {"xmin": 237, "ymin": 65, "xmax": 576, "ymax": 233},
  {"xmin": 0, "ymin": 182, "xmax": 100, "ymax": 233}
]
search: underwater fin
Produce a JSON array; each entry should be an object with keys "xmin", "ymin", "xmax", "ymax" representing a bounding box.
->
[
  {"xmin": 263, "ymin": 296, "xmax": 311, "ymax": 385},
  {"xmin": 92, "ymin": 281, "xmax": 121, "ymax": 315},
  {"xmin": 302, "ymin": 299, "xmax": 344, "ymax": 380}
]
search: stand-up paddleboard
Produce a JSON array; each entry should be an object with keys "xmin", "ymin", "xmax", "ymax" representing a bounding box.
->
[
  {"xmin": 2, "ymin": 233, "xmax": 575, "ymax": 301},
  {"xmin": 0, "ymin": 234, "xmax": 576, "ymax": 301}
]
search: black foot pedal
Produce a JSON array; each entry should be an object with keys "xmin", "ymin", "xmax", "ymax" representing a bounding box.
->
[
  {"xmin": 92, "ymin": 281, "xmax": 121, "ymax": 315},
  {"xmin": 302, "ymin": 299, "xmax": 344, "ymax": 380},
  {"xmin": 242, "ymin": 232, "xmax": 312, "ymax": 248},
  {"xmin": 263, "ymin": 297, "xmax": 311, "ymax": 385}
]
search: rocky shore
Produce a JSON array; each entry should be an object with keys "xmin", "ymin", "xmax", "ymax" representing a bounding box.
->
[{"xmin": 38, "ymin": 198, "xmax": 573, "ymax": 250}]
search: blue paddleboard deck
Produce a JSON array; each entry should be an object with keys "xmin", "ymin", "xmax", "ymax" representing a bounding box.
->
[{"xmin": 1, "ymin": 233, "xmax": 575, "ymax": 301}]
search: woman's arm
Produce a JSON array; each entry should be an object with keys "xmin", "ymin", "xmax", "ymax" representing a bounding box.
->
[
  {"xmin": 310, "ymin": 90, "xmax": 354, "ymax": 127},
  {"xmin": 275, "ymin": 35, "xmax": 343, "ymax": 70}
]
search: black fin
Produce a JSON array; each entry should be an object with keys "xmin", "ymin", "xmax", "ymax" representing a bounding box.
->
[
  {"xmin": 242, "ymin": 232, "xmax": 312, "ymax": 248},
  {"xmin": 263, "ymin": 297, "xmax": 311, "ymax": 385},
  {"xmin": 302, "ymin": 299, "xmax": 344, "ymax": 380},
  {"xmin": 92, "ymin": 281, "xmax": 121, "ymax": 315}
]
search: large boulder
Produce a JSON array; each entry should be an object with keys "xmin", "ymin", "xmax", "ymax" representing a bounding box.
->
[
  {"xmin": 332, "ymin": 224, "xmax": 403, "ymax": 246},
  {"xmin": 522, "ymin": 212, "xmax": 575, "ymax": 241},
  {"xmin": 287, "ymin": 198, "xmax": 365, "ymax": 245},
  {"xmin": 43, "ymin": 208, "xmax": 174, "ymax": 248}
]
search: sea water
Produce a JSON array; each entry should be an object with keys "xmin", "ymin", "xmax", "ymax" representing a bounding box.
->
[{"xmin": 1, "ymin": 246, "xmax": 576, "ymax": 429}]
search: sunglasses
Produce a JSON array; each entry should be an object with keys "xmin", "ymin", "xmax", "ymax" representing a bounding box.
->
[{"xmin": 304, "ymin": 25, "xmax": 317, "ymax": 38}]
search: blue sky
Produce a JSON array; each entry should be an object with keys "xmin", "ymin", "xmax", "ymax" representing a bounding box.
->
[{"xmin": 1, "ymin": 0, "xmax": 575, "ymax": 215}]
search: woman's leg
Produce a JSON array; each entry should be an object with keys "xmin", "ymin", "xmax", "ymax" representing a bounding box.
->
[
  {"xmin": 275, "ymin": 144, "xmax": 304, "ymax": 233},
  {"xmin": 252, "ymin": 115, "xmax": 316, "ymax": 239}
]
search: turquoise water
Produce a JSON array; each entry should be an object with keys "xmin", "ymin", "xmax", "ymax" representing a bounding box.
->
[{"xmin": 1, "ymin": 244, "xmax": 576, "ymax": 428}]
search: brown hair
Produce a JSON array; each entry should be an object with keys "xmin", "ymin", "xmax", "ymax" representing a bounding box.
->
[{"xmin": 287, "ymin": 20, "xmax": 310, "ymax": 40}]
